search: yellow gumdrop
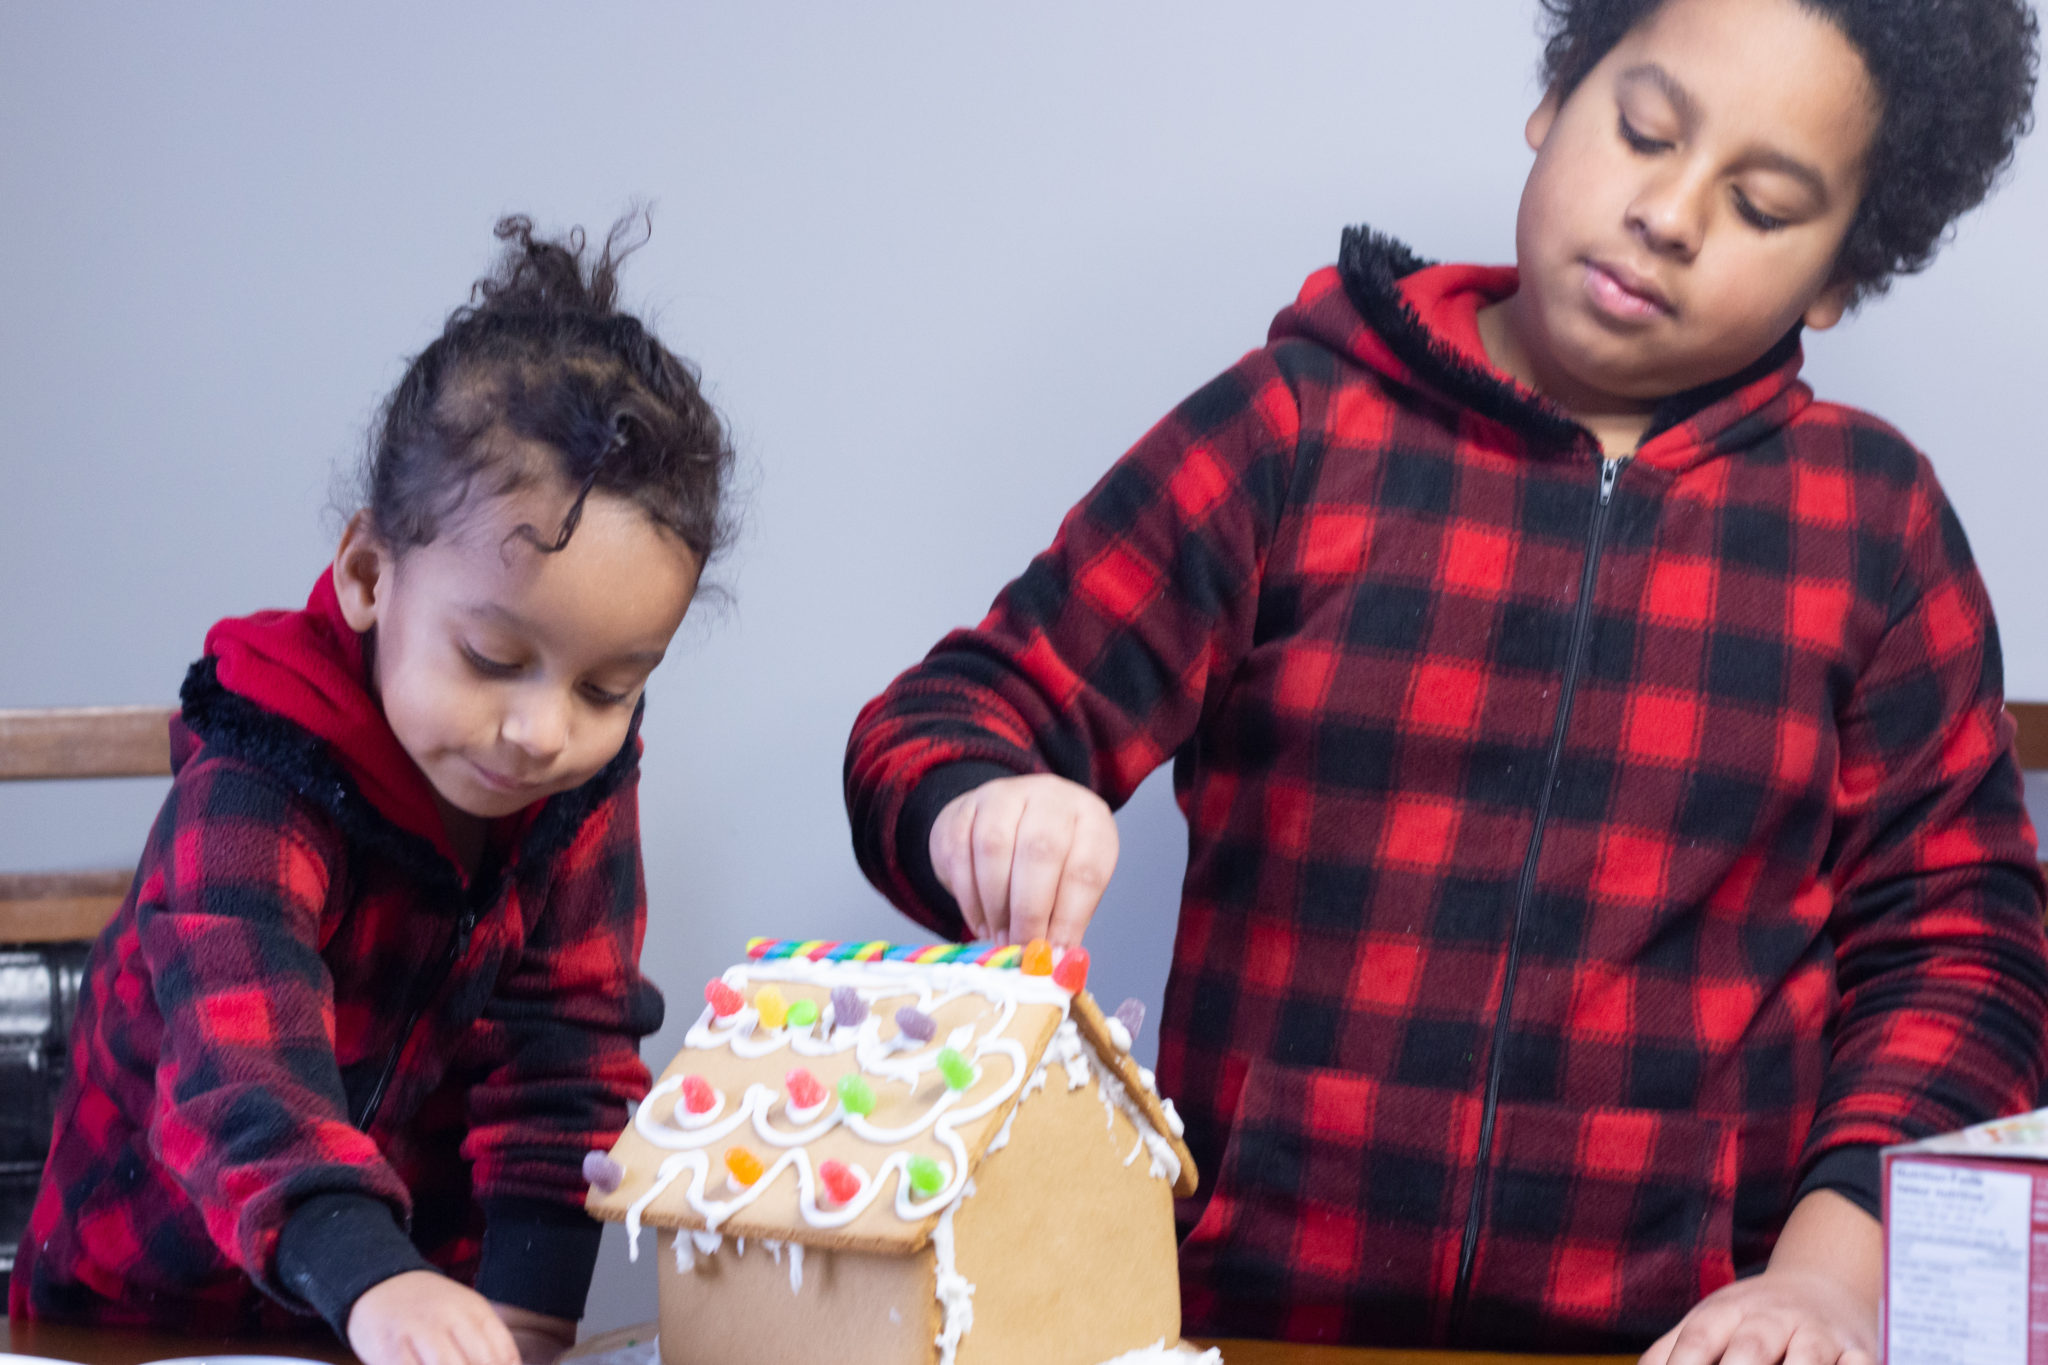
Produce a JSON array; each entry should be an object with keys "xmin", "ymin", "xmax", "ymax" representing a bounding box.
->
[{"xmin": 755, "ymin": 985, "xmax": 789, "ymax": 1029}]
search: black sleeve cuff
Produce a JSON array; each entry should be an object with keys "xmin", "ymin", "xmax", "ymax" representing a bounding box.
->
[
  {"xmin": 1796, "ymin": 1144, "xmax": 1882, "ymax": 1221},
  {"xmin": 898, "ymin": 761, "xmax": 1020, "ymax": 938},
  {"xmin": 473, "ymin": 1196, "xmax": 605, "ymax": 1321},
  {"xmin": 276, "ymin": 1191, "xmax": 436, "ymax": 1337}
]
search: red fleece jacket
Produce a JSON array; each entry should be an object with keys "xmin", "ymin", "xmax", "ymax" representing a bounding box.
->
[{"xmin": 13, "ymin": 574, "xmax": 662, "ymax": 1337}]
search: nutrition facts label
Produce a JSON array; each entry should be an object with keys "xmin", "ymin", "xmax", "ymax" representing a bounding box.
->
[{"xmin": 1887, "ymin": 1159, "xmax": 2035, "ymax": 1365}]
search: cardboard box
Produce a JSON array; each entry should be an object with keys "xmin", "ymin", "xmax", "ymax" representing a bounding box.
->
[{"xmin": 1884, "ymin": 1109, "xmax": 2048, "ymax": 1365}]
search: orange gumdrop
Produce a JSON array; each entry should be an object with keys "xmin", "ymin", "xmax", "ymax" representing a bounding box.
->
[
  {"xmin": 1020, "ymin": 939, "xmax": 1055, "ymax": 975},
  {"xmin": 725, "ymin": 1146, "xmax": 765, "ymax": 1187}
]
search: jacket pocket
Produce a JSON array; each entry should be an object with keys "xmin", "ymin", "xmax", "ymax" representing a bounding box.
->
[
  {"xmin": 1464, "ymin": 1099, "xmax": 1737, "ymax": 1350},
  {"xmin": 1178, "ymin": 1059, "xmax": 1473, "ymax": 1345}
]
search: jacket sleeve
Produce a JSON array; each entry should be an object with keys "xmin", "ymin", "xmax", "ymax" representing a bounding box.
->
[
  {"xmin": 1807, "ymin": 467, "xmax": 2048, "ymax": 1182},
  {"xmin": 137, "ymin": 755, "xmax": 426, "ymax": 1315},
  {"xmin": 461, "ymin": 771, "xmax": 665, "ymax": 1320},
  {"xmin": 844, "ymin": 349, "xmax": 1305, "ymax": 934}
]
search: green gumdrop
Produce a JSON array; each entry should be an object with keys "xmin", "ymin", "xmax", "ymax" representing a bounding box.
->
[
  {"xmin": 786, "ymin": 999, "xmax": 819, "ymax": 1028},
  {"xmin": 907, "ymin": 1154, "xmax": 945, "ymax": 1197},
  {"xmin": 936, "ymin": 1047, "xmax": 974, "ymax": 1091},
  {"xmin": 837, "ymin": 1074, "xmax": 875, "ymax": 1117}
]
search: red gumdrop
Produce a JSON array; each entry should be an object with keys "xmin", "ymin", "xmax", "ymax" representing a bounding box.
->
[
  {"xmin": 1052, "ymin": 946, "xmax": 1090, "ymax": 992},
  {"xmin": 786, "ymin": 1067, "xmax": 827, "ymax": 1111},
  {"xmin": 819, "ymin": 1159, "xmax": 861, "ymax": 1205},
  {"xmin": 705, "ymin": 980, "xmax": 743, "ymax": 1017},
  {"xmin": 681, "ymin": 1074, "xmax": 717, "ymax": 1114}
]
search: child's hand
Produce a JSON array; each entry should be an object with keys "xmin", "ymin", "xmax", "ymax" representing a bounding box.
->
[
  {"xmin": 1640, "ymin": 1190, "xmax": 1878, "ymax": 1365},
  {"xmin": 347, "ymin": 1270, "xmax": 520, "ymax": 1365},
  {"xmin": 929, "ymin": 774, "xmax": 1118, "ymax": 947},
  {"xmin": 492, "ymin": 1301, "xmax": 578, "ymax": 1365}
]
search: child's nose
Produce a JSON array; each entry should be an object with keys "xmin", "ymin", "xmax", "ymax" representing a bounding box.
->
[
  {"xmin": 1627, "ymin": 168, "xmax": 1708, "ymax": 260},
  {"xmin": 502, "ymin": 689, "xmax": 569, "ymax": 762}
]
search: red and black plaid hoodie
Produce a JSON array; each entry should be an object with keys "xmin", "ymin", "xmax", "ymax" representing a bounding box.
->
[
  {"xmin": 845, "ymin": 228, "xmax": 2048, "ymax": 1351},
  {"xmin": 11, "ymin": 573, "xmax": 663, "ymax": 1336}
]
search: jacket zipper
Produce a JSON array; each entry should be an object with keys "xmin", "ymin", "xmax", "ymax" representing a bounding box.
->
[
  {"xmin": 1448, "ymin": 452, "xmax": 1629, "ymax": 1331},
  {"xmin": 353, "ymin": 903, "xmax": 480, "ymax": 1134}
]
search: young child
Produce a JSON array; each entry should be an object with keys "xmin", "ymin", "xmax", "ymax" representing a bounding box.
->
[
  {"xmin": 11, "ymin": 217, "xmax": 732, "ymax": 1365},
  {"xmin": 845, "ymin": 0, "xmax": 2048, "ymax": 1357}
]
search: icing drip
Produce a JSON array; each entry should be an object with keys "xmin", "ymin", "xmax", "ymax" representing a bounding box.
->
[
  {"xmin": 931, "ymin": 1178, "xmax": 977, "ymax": 1365},
  {"xmin": 1106, "ymin": 1018, "xmax": 1133, "ymax": 1053},
  {"xmin": 789, "ymin": 1240, "xmax": 804, "ymax": 1292}
]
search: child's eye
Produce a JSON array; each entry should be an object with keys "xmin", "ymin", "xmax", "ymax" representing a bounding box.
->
[
  {"xmin": 461, "ymin": 644, "xmax": 522, "ymax": 678},
  {"xmin": 1733, "ymin": 190, "xmax": 1789, "ymax": 232},
  {"xmin": 581, "ymin": 683, "xmax": 634, "ymax": 708},
  {"xmin": 1617, "ymin": 112, "xmax": 1671, "ymax": 155}
]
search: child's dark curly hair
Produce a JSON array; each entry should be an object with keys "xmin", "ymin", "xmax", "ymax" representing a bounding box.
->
[
  {"xmin": 1537, "ymin": 0, "xmax": 2039, "ymax": 301},
  {"xmin": 358, "ymin": 213, "xmax": 735, "ymax": 565}
]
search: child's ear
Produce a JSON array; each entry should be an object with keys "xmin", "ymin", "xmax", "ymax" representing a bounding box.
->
[
  {"xmin": 332, "ymin": 510, "xmax": 392, "ymax": 634},
  {"xmin": 1803, "ymin": 277, "xmax": 1857, "ymax": 332},
  {"xmin": 1526, "ymin": 86, "xmax": 1564, "ymax": 152}
]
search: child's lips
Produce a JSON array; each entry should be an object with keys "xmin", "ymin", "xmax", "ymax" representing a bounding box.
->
[
  {"xmin": 1583, "ymin": 259, "xmax": 1674, "ymax": 322},
  {"xmin": 470, "ymin": 760, "xmax": 538, "ymax": 795}
]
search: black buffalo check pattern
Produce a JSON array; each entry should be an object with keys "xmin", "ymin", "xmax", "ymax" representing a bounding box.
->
[
  {"xmin": 12, "ymin": 662, "xmax": 662, "ymax": 1331},
  {"xmin": 846, "ymin": 228, "xmax": 2048, "ymax": 1349}
]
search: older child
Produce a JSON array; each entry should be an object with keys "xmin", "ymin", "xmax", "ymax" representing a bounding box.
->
[
  {"xmin": 844, "ymin": 0, "xmax": 2048, "ymax": 1357},
  {"xmin": 12, "ymin": 217, "xmax": 733, "ymax": 1365}
]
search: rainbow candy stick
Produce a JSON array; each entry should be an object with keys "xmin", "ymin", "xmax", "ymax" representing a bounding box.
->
[{"xmin": 744, "ymin": 938, "xmax": 1037, "ymax": 969}]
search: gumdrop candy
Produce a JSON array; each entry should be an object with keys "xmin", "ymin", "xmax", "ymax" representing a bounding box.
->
[
  {"xmin": 906, "ymin": 1154, "xmax": 946, "ymax": 1197},
  {"xmin": 819, "ymin": 1159, "xmax": 862, "ymax": 1205},
  {"xmin": 725, "ymin": 1146, "xmax": 764, "ymax": 1187},
  {"xmin": 1020, "ymin": 938, "xmax": 1055, "ymax": 975},
  {"xmin": 830, "ymin": 985, "xmax": 867, "ymax": 1029},
  {"xmin": 1052, "ymin": 946, "xmax": 1090, "ymax": 992},
  {"xmin": 583, "ymin": 1150, "xmax": 623, "ymax": 1193},
  {"xmin": 681, "ymin": 1075, "xmax": 718, "ymax": 1115},
  {"xmin": 786, "ymin": 1067, "xmax": 827, "ymax": 1111},
  {"xmin": 705, "ymin": 980, "xmax": 743, "ymax": 1017},
  {"xmin": 754, "ymin": 986, "xmax": 789, "ymax": 1030},
  {"xmin": 837, "ymin": 1073, "xmax": 876, "ymax": 1117},
  {"xmin": 894, "ymin": 1005, "xmax": 937, "ymax": 1043},
  {"xmin": 1113, "ymin": 998, "xmax": 1146, "ymax": 1043},
  {"xmin": 936, "ymin": 1047, "xmax": 974, "ymax": 1091},
  {"xmin": 786, "ymin": 999, "xmax": 820, "ymax": 1028}
]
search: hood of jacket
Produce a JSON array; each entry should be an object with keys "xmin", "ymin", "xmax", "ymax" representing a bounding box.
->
[{"xmin": 1268, "ymin": 226, "xmax": 1813, "ymax": 475}]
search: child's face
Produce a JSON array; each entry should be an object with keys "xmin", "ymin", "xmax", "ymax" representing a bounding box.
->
[
  {"xmin": 1506, "ymin": 0, "xmax": 1880, "ymax": 407},
  {"xmin": 334, "ymin": 481, "xmax": 700, "ymax": 822}
]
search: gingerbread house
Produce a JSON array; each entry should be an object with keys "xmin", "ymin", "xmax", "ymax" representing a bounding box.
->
[{"xmin": 584, "ymin": 938, "xmax": 1199, "ymax": 1365}]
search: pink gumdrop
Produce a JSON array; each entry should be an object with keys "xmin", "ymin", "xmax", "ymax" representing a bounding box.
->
[
  {"xmin": 681, "ymin": 1074, "xmax": 718, "ymax": 1114},
  {"xmin": 706, "ymin": 980, "xmax": 743, "ymax": 1017},
  {"xmin": 1052, "ymin": 946, "xmax": 1090, "ymax": 992},
  {"xmin": 819, "ymin": 1159, "xmax": 862, "ymax": 1205},
  {"xmin": 583, "ymin": 1150, "xmax": 624, "ymax": 1193},
  {"xmin": 786, "ymin": 1067, "xmax": 827, "ymax": 1111},
  {"xmin": 1113, "ymin": 997, "xmax": 1146, "ymax": 1043}
]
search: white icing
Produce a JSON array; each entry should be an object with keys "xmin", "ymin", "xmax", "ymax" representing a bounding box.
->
[
  {"xmin": 1106, "ymin": 1018, "xmax": 1133, "ymax": 1053},
  {"xmin": 932, "ymin": 1177, "xmax": 977, "ymax": 1365},
  {"xmin": 784, "ymin": 1095, "xmax": 829, "ymax": 1125},
  {"xmin": 1138, "ymin": 1066, "xmax": 1157, "ymax": 1093},
  {"xmin": 1159, "ymin": 1097, "xmax": 1186, "ymax": 1138},
  {"xmin": 788, "ymin": 1240, "xmax": 804, "ymax": 1292},
  {"xmin": 1094, "ymin": 1341, "xmax": 1223, "ymax": 1365}
]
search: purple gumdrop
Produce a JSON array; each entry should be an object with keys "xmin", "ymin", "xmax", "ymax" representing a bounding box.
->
[
  {"xmin": 1114, "ymin": 998, "xmax": 1146, "ymax": 1044},
  {"xmin": 583, "ymin": 1150, "xmax": 624, "ymax": 1193},
  {"xmin": 831, "ymin": 985, "xmax": 868, "ymax": 1029},
  {"xmin": 895, "ymin": 1005, "xmax": 937, "ymax": 1043}
]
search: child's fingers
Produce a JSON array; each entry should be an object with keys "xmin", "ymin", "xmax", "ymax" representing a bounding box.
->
[
  {"xmin": 1659, "ymin": 1303, "xmax": 1742, "ymax": 1365},
  {"xmin": 1045, "ymin": 807, "xmax": 1117, "ymax": 947},
  {"xmin": 1639, "ymin": 1322, "xmax": 1682, "ymax": 1365},
  {"xmin": 930, "ymin": 796, "xmax": 988, "ymax": 938},
  {"xmin": 1005, "ymin": 795, "xmax": 1078, "ymax": 947},
  {"xmin": 1720, "ymin": 1319, "xmax": 1796, "ymax": 1365},
  {"xmin": 968, "ymin": 785, "xmax": 1028, "ymax": 944}
]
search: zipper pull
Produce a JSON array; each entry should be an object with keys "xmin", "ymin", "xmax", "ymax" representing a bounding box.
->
[
  {"xmin": 1599, "ymin": 454, "xmax": 1627, "ymax": 506},
  {"xmin": 455, "ymin": 909, "xmax": 478, "ymax": 959}
]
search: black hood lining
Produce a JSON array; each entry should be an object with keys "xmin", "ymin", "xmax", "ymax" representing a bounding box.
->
[{"xmin": 179, "ymin": 655, "xmax": 642, "ymax": 899}]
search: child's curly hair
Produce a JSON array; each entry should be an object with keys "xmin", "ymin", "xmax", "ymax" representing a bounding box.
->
[
  {"xmin": 1537, "ymin": 0, "xmax": 2039, "ymax": 302},
  {"xmin": 359, "ymin": 212, "xmax": 736, "ymax": 566}
]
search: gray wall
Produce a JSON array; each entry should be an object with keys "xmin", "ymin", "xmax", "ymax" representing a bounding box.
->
[{"xmin": 3, "ymin": 2, "xmax": 2043, "ymax": 1333}]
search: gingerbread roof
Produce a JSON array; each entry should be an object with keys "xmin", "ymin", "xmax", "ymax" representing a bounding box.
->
[{"xmin": 584, "ymin": 940, "xmax": 1197, "ymax": 1257}]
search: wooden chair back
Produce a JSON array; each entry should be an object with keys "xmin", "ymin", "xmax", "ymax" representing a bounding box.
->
[{"xmin": 0, "ymin": 707, "xmax": 176, "ymax": 943}]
